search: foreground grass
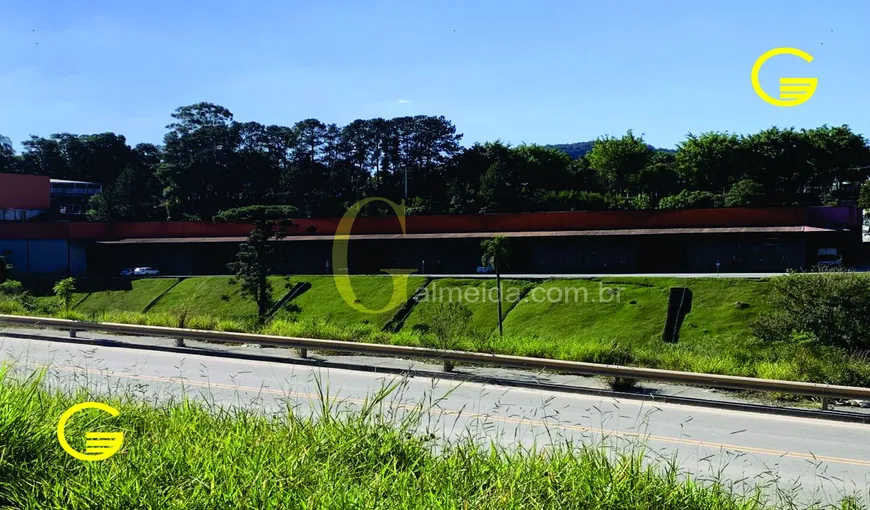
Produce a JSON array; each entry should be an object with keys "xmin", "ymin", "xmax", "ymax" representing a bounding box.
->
[{"xmin": 1, "ymin": 370, "xmax": 860, "ymax": 509}]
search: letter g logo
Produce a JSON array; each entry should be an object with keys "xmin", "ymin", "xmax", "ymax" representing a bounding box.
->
[
  {"xmin": 331, "ymin": 197, "xmax": 416, "ymax": 314},
  {"xmin": 751, "ymin": 47, "xmax": 817, "ymax": 107}
]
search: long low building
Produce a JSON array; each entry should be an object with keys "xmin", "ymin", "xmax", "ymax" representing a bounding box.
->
[{"xmin": 0, "ymin": 206, "xmax": 864, "ymax": 276}]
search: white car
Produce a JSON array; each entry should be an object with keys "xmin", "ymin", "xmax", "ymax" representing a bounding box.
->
[{"xmin": 133, "ymin": 267, "xmax": 160, "ymax": 276}]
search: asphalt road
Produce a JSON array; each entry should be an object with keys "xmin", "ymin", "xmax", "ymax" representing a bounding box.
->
[{"xmin": 2, "ymin": 334, "xmax": 869, "ymax": 505}]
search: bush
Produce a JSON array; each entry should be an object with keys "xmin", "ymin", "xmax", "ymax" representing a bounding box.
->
[
  {"xmin": 52, "ymin": 277, "xmax": 77, "ymax": 313},
  {"xmin": 534, "ymin": 190, "xmax": 610, "ymax": 211},
  {"xmin": 630, "ymin": 193, "xmax": 653, "ymax": 210},
  {"xmin": 0, "ymin": 280, "xmax": 24, "ymax": 296},
  {"xmin": 213, "ymin": 205, "xmax": 297, "ymax": 223},
  {"xmin": 658, "ymin": 190, "xmax": 722, "ymax": 210},
  {"xmin": 422, "ymin": 302, "xmax": 473, "ymax": 372},
  {"xmin": 751, "ymin": 271, "xmax": 870, "ymax": 350}
]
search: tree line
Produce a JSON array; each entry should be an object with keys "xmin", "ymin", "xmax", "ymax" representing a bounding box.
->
[{"xmin": 1, "ymin": 102, "xmax": 869, "ymax": 221}]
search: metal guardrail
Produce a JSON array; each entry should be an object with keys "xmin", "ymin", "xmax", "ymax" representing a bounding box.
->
[{"xmin": 3, "ymin": 314, "xmax": 870, "ymax": 404}]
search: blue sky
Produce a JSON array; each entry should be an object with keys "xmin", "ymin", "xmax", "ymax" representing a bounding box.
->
[{"xmin": 1, "ymin": 0, "xmax": 868, "ymax": 151}]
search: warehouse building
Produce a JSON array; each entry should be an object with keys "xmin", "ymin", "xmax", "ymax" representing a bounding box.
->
[{"xmin": 0, "ymin": 202, "xmax": 863, "ymax": 277}]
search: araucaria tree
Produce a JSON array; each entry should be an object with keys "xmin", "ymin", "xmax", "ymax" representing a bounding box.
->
[{"xmin": 227, "ymin": 220, "xmax": 288, "ymax": 323}]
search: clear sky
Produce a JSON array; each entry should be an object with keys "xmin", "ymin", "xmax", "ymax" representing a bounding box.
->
[{"xmin": 1, "ymin": 0, "xmax": 868, "ymax": 151}]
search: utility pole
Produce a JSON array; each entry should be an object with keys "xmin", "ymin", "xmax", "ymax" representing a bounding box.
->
[{"xmin": 404, "ymin": 166, "xmax": 408, "ymax": 199}]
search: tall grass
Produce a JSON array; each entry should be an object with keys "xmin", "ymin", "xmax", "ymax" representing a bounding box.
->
[{"xmin": 0, "ymin": 367, "xmax": 861, "ymax": 509}]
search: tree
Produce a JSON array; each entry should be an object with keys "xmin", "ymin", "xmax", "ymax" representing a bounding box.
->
[
  {"xmin": 724, "ymin": 179, "xmax": 764, "ymax": 207},
  {"xmin": 742, "ymin": 127, "xmax": 814, "ymax": 204},
  {"xmin": 19, "ymin": 133, "xmax": 135, "ymax": 184},
  {"xmin": 636, "ymin": 151, "xmax": 680, "ymax": 199},
  {"xmin": 676, "ymin": 132, "xmax": 744, "ymax": 193},
  {"xmin": 227, "ymin": 219, "xmax": 290, "ymax": 323},
  {"xmin": 159, "ymin": 103, "xmax": 240, "ymax": 220},
  {"xmin": 586, "ymin": 130, "xmax": 652, "ymax": 194},
  {"xmin": 859, "ymin": 181, "xmax": 870, "ymax": 210},
  {"xmin": 53, "ymin": 277, "xmax": 76, "ymax": 313},
  {"xmin": 804, "ymin": 125, "xmax": 870, "ymax": 196},
  {"xmin": 0, "ymin": 135, "xmax": 19, "ymax": 173},
  {"xmin": 481, "ymin": 236, "xmax": 511, "ymax": 336}
]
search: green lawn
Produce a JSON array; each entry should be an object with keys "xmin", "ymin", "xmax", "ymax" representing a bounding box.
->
[
  {"xmin": 486, "ymin": 277, "xmax": 786, "ymax": 376},
  {"xmin": 502, "ymin": 277, "xmax": 772, "ymax": 346},
  {"xmin": 149, "ymin": 276, "xmax": 293, "ymax": 318},
  {"xmin": 402, "ymin": 278, "xmax": 535, "ymax": 336},
  {"xmin": 74, "ymin": 278, "xmax": 181, "ymax": 315},
  {"xmin": 275, "ymin": 275, "xmax": 428, "ymax": 328}
]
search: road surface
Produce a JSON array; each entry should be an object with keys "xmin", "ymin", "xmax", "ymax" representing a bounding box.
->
[{"xmin": 2, "ymin": 333, "xmax": 869, "ymax": 505}]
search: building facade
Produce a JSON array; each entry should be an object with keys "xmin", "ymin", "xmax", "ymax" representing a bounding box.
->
[{"xmin": 0, "ymin": 206, "xmax": 860, "ymax": 277}]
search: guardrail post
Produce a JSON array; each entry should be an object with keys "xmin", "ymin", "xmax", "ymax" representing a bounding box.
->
[
  {"xmin": 175, "ymin": 338, "xmax": 185, "ymax": 347},
  {"xmin": 299, "ymin": 348, "xmax": 308, "ymax": 359},
  {"xmin": 68, "ymin": 329, "xmax": 77, "ymax": 338},
  {"xmin": 821, "ymin": 397, "xmax": 830, "ymax": 410}
]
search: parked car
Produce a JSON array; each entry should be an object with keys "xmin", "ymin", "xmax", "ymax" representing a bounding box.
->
[
  {"xmin": 817, "ymin": 248, "xmax": 843, "ymax": 267},
  {"xmin": 133, "ymin": 267, "xmax": 160, "ymax": 276},
  {"xmin": 119, "ymin": 268, "xmax": 134, "ymax": 276}
]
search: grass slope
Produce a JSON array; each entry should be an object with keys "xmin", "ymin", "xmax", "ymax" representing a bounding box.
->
[
  {"xmin": 74, "ymin": 278, "xmax": 181, "ymax": 315},
  {"xmin": 503, "ymin": 277, "xmax": 772, "ymax": 345},
  {"xmin": 149, "ymin": 276, "xmax": 292, "ymax": 318},
  {"xmin": 492, "ymin": 277, "xmax": 794, "ymax": 377},
  {"xmin": 275, "ymin": 275, "xmax": 427, "ymax": 328},
  {"xmin": 402, "ymin": 278, "xmax": 535, "ymax": 336}
]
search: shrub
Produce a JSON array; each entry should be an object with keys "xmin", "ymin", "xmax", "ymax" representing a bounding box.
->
[
  {"xmin": 52, "ymin": 277, "xmax": 76, "ymax": 313},
  {"xmin": 213, "ymin": 205, "xmax": 297, "ymax": 223},
  {"xmin": 422, "ymin": 302, "xmax": 473, "ymax": 372},
  {"xmin": 534, "ymin": 190, "xmax": 610, "ymax": 211},
  {"xmin": 630, "ymin": 193, "xmax": 653, "ymax": 210},
  {"xmin": 658, "ymin": 189, "xmax": 722, "ymax": 210},
  {"xmin": 751, "ymin": 271, "xmax": 870, "ymax": 350},
  {"xmin": 0, "ymin": 280, "xmax": 24, "ymax": 296}
]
